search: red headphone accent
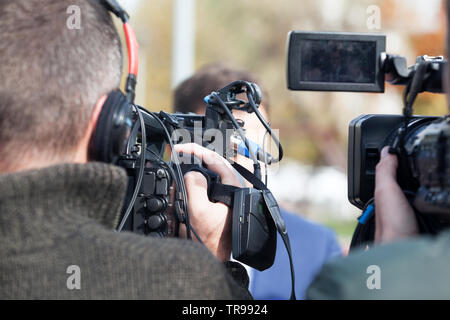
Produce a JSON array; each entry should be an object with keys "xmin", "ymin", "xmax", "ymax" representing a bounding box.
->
[{"xmin": 123, "ymin": 23, "xmax": 139, "ymax": 78}]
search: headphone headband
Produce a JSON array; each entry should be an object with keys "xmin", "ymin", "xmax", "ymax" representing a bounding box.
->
[
  {"xmin": 90, "ymin": 1, "xmax": 140, "ymax": 164},
  {"xmin": 103, "ymin": 0, "xmax": 129, "ymax": 22},
  {"xmin": 102, "ymin": 0, "xmax": 139, "ymax": 104}
]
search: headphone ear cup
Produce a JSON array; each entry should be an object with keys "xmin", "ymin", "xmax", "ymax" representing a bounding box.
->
[
  {"xmin": 250, "ymin": 82, "xmax": 262, "ymax": 105},
  {"xmin": 89, "ymin": 90, "xmax": 133, "ymax": 164}
]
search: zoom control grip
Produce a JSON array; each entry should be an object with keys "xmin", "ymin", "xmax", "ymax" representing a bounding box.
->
[{"xmin": 175, "ymin": 154, "xmax": 219, "ymax": 197}]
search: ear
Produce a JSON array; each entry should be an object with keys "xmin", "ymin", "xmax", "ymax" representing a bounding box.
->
[
  {"xmin": 445, "ymin": 64, "xmax": 450, "ymax": 110},
  {"xmin": 90, "ymin": 95, "xmax": 108, "ymax": 132},
  {"xmin": 73, "ymin": 95, "xmax": 108, "ymax": 163}
]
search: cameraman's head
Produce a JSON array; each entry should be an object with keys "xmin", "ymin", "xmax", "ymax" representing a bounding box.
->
[
  {"xmin": 0, "ymin": 0, "xmax": 122, "ymax": 172},
  {"xmin": 173, "ymin": 62, "xmax": 270, "ymax": 175}
]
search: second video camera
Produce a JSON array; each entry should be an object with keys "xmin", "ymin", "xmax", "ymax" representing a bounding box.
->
[{"xmin": 287, "ymin": 31, "xmax": 450, "ymax": 240}]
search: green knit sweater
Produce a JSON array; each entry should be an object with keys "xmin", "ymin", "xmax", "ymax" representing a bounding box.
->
[{"xmin": 0, "ymin": 162, "xmax": 251, "ymax": 299}]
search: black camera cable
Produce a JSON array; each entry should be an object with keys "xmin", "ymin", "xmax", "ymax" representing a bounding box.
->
[
  {"xmin": 116, "ymin": 104, "xmax": 146, "ymax": 232},
  {"xmin": 262, "ymin": 128, "xmax": 270, "ymax": 185},
  {"xmin": 390, "ymin": 61, "xmax": 428, "ymax": 155},
  {"xmin": 145, "ymin": 147, "xmax": 183, "ymax": 237},
  {"xmin": 350, "ymin": 191, "xmax": 442, "ymax": 251},
  {"xmin": 349, "ymin": 198, "xmax": 375, "ymax": 250},
  {"xmin": 231, "ymin": 161, "xmax": 296, "ymax": 300},
  {"xmin": 211, "ymin": 90, "xmax": 296, "ymax": 298},
  {"xmin": 145, "ymin": 110, "xmax": 208, "ymax": 243},
  {"xmin": 211, "ymin": 92, "xmax": 262, "ymax": 181},
  {"xmin": 245, "ymin": 88, "xmax": 283, "ymax": 165}
]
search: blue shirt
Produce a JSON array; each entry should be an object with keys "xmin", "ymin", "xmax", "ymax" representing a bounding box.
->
[{"xmin": 248, "ymin": 208, "xmax": 342, "ymax": 300}]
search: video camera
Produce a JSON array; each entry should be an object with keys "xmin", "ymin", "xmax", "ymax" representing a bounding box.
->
[
  {"xmin": 287, "ymin": 31, "xmax": 450, "ymax": 248},
  {"xmin": 115, "ymin": 81, "xmax": 297, "ymax": 299},
  {"xmin": 116, "ymin": 81, "xmax": 283, "ymax": 266},
  {"xmin": 113, "ymin": 80, "xmax": 296, "ymax": 299}
]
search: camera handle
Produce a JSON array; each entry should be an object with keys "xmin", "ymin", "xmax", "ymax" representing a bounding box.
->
[
  {"xmin": 381, "ymin": 53, "xmax": 412, "ymax": 86},
  {"xmin": 176, "ymin": 158, "xmax": 296, "ymax": 300},
  {"xmin": 388, "ymin": 59, "xmax": 429, "ymax": 155},
  {"xmin": 231, "ymin": 162, "xmax": 296, "ymax": 300}
]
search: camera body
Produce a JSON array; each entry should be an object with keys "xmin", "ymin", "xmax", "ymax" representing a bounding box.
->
[
  {"xmin": 347, "ymin": 114, "xmax": 446, "ymax": 212},
  {"xmin": 116, "ymin": 81, "xmax": 282, "ymax": 271},
  {"xmin": 412, "ymin": 117, "xmax": 450, "ymax": 215}
]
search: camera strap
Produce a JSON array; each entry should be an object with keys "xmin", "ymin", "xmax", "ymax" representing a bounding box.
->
[
  {"xmin": 225, "ymin": 162, "xmax": 296, "ymax": 300},
  {"xmin": 230, "ymin": 163, "xmax": 286, "ymax": 231},
  {"xmin": 204, "ymin": 162, "xmax": 287, "ymax": 235},
  {"xmin": 178, "ymin": 160, "xmax": 296, "ymax": 300}
]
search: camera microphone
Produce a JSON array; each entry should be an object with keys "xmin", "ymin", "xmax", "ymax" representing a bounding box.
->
[{"xmin": 230, "ymin": 135, "xmax": 274, "ymax": 164}]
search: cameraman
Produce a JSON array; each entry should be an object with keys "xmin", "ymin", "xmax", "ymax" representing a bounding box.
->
[
  {"xmin": 173, "ymin": 63, "xmax": 342, "ymax": 299},
  {"xmin": 0, "ymin": 0, "xmax": 250, "ymax": 299},
  {"xmin": 306, "ymin": 5, "xmax": 450, "ymax": 299}
]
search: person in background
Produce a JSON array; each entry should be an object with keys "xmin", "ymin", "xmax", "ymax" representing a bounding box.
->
[{"xmin": 173, "ymin": 62, "xmax": 342, "ymax": 299}]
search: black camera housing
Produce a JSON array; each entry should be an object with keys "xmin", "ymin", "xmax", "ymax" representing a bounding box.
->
[
  {"xmin": 232, "ymin": 188, "xmax": 276, "ymax": 271},
  {"xmin": 348, "ymin": 114, "xmax": 438, "ymax": 210},
  {"xmin": 116, "ymin": 81, "xmax": 288, "ymax": 272},
  {"xmin": 287, "ymin": 30, "xmax": 449, "ymax": 217}
]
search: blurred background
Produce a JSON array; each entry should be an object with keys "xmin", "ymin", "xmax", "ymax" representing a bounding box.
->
[{"xmin": 120, "ymin": 0, "xmax": 448, "ymax": 249}]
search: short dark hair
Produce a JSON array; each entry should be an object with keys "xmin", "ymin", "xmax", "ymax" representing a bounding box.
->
[
  {"xmin": 173, "ymin": 62, "xmax": 270, "ymax": 114},
  {"xmin": 0, "ymin": 0, "xmax": 122, "ymax": 169}
]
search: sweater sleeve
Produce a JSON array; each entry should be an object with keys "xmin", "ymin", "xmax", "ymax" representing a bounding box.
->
[{"xmin": 224, "ymin": 261, "xmax": 252, "ymax": 297}]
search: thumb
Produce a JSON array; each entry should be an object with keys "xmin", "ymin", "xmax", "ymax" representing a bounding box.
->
[
  {"xmin": 184, "ymin": 171, "xmax": 209, "ymax": 205},
  {"xmin": 376, "ymin": 146, "xmax": 398, "ymax": 182},
  {"xmin": 380, "ymin": 146, "xmax": 390, "ymax": 159}
]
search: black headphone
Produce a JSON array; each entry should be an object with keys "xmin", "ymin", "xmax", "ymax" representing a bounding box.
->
[{"xmin": 89, "ymin": 0, "xmax": 139, "ymax": 164}]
